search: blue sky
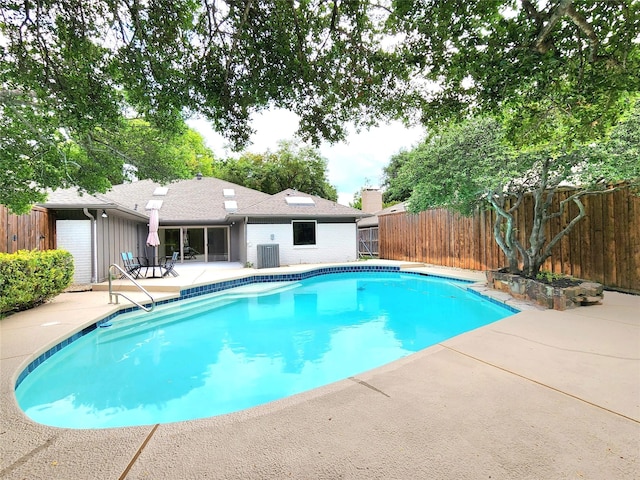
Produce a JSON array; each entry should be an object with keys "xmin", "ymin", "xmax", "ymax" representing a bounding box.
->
[{"xmin": 188, "ymin": 109, "xmax": 424, "ymax": 206}]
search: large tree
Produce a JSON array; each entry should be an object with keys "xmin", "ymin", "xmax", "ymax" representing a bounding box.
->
[
  {"xmin": 2, "ymin": 1, "xmax": 638, "ymax": 214},
  {"xmin": 388, "ymin": 104, "xmax": 640, "ymax": 277},
  {"xmin": 382, "ymin": 149, "xmax": 415, "ymax": 204},
  {"xmin": 1, "ymin": 0, "xmax": 407, "ymax": 212},
  {"xmin": 0, "ymin": 111, "xmax": 215, "ymax": 212},
  {"xmin": 391, "ymin": 0, "xmax": 640, "ymax": 143},
  {"xmin": 213, "ymin": 140, "xmax": 338, "ymax": 200},
  {"xmin": 98, "ymin": 120, "xmax": 216, "ymax": 182}
]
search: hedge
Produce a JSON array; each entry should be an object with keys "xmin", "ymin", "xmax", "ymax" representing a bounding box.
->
[{"xmin": 0, "ymin": 250, "xmax": 74, "ymax": 315}]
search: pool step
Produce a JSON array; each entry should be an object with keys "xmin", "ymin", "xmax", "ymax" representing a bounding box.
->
[
  {"xmin": 97, "ymin": 281, "xmax": 302, "ymax": 344},
  {"xmin": 210, "ymin": 281, "xmax": 301, "ymax": 297},
  {"xmin": 96, "ymin": 296, "xmax": 238, "ymax": 344}
]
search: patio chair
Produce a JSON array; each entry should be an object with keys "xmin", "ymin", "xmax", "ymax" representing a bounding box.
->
[
  {"xmin": 121, "ymin": 252, "xmax": 142, "ymax": 278},
  {"xmin": 184, "ymin": 246, "xmax": 200, "ymax": 259},
  {"xmin": 162, "ymin": 251, "xmax": 180, "ymax": 277}
]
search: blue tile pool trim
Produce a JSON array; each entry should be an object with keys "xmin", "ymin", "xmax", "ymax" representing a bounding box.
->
[{"xmin": 14, "ymin": 265, "xmax": 505, "ymax": 389}]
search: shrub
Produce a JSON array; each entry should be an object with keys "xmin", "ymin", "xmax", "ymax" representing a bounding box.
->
[{"xmin": 0, "ymin": 250, "xmax": 74, "ymax": 315}]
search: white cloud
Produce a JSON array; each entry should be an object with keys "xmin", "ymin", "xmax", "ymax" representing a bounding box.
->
[{"xmin": 187, "ymin": 109, "xmax": 424, "ymax": 206}]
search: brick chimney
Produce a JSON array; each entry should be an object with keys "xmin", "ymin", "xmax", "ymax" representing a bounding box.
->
[{"xmin": 361, "ymin": 188, "xmax": 383, "ymax": 213}]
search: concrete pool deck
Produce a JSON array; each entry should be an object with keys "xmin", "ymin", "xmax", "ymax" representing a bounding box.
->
[{"xmin": 1, "ymin": 261, "xmax": 638, "ymax": 479}]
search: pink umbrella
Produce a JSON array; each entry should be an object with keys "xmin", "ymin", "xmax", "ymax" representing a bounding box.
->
[{"xmin": 146, "ymin": 208, "xmax": 160, "ymax": 247}]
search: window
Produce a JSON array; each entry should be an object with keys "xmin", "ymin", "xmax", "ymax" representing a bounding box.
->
[{"xmin": 293, "ymin": 221, "xmax": 316, "ymax": 246}]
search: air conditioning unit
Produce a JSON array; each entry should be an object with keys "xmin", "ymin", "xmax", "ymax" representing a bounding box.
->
[{"xmin": 257, "ymin": 244, "xmax": 280, "ymax": 269}]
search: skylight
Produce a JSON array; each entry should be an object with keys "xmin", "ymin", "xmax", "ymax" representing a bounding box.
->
[
  {"xmin": 285, "ymin": 196, "xmax": 315, "ymax": 206},
  {"xmin": 224, "ymin": 200, "xmax": 238, "ymax": 212},
  {"xmin": 153, "ymin": 187, "xmax": 168, "ymax": 196},
  {"xmin": 223, "ymin": 188, "xmax": 235, "ymax": 197}
]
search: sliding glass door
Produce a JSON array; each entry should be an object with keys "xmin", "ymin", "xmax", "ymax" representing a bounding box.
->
[
  {"xmin": 158, "ymin": 226, "xmax": 229, "ymax": 262},
  {"xmin": 207, "ymin": 227, "xmax": 229, "ymax": 261}
]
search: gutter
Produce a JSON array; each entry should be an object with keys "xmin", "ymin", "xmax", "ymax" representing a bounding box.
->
[
  {"xmin": 82, "ymin": 208, "xmax": 98, "ymax": 283},
  {"xmin": 43, "ymin": 203, "xmax": 148, "ymax": 221}
]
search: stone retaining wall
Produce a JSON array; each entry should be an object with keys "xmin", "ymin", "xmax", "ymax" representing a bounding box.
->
[{"xmin": 486, "ymin": 270, "xmax": 604, "ymax": 311}]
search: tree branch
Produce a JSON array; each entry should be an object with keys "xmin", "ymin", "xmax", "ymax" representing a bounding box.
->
[
  {"xmin": 520, "ymin": 0, "xmax": 547, "ymax": 27},
  {"xmin": 534, "ymin": 0, "xmax": 573, "ymax": 54},
  {"xmin": 565, "ymin": 3, "xmax": 599, "ymax": 62},
  {"xmin": 0, "ymin": 89, "xmax": 35, "ymax": 106},
  {"xmin": 541, "ymin": 194, "xmax": 585, "ymax": 261},
  {"xmin": 506, "ymin": 190, "xmax": 524, "ymax": 214},
  {"xmin": 86, "ymin": 132, "xmax": 137, "ymax": 165},
  {"xmin": 532, "ymin": 0, "xmax": 600, "ymax": 61},
  {"xmin": 290, "ymin": 0, "xmax": 309, "ymax": 67},
  {"xmin": 224, "ymin": 0, "xmax": 255, "ymax": 85},
  {"xmin": 488, "ymin": 190, "xmax": 520, "ymax": 272}
]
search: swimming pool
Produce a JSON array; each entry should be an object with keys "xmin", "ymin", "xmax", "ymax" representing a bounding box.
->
[{"xmin": 15, "ymin": 269, "xmax": 515, "ymax": 429}]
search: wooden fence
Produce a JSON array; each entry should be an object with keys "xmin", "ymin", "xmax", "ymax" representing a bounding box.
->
[
  {"xmin": 0, "ymin": 205, "xmax": 56, "ymax": 254},
  {"xmin": 379, "ymin": 188, "xmax": 640, "ymax": 293}
]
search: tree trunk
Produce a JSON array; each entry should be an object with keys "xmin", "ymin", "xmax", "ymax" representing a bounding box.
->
[
  {"xmin": 524, "ymin": 182, "xmax": 551, "ymax": 277},
  {"xmin": 489, "ymin": 191, "xmax": 522, "ymax": 274}
]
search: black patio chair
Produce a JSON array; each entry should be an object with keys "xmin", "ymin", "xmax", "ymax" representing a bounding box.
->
[{"xmin": 184, "ymin": 246, "xmax": 200, "ymax": 259}]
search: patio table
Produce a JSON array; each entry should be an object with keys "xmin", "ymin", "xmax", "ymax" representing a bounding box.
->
[{"xmin": 139, "ymin": 257, "xmax": 168, "ymax": 278}]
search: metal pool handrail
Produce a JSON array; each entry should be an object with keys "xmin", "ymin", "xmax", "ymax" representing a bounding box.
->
[{"xmin": 108, "ymin": 264, "xmax": 155, "ymax": 312}]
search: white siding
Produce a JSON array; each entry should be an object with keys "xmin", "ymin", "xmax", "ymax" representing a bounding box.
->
[
  {"xmin": 246, "ymin": 222, "xmax": 357, "ymax": 266},
  {"xmin": 56, "ymin": 220, "xmax": 92, "ymax": 284}
]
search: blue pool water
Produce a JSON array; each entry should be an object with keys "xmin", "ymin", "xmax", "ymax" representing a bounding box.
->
[{"xmin": 16, "ymin": 271, "xmax": 514, "ymax": 429}]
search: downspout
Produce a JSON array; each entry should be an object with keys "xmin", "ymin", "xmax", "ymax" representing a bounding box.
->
[
  {"xmin": 83, "ymin": 208, "xmax": 98, "ymax": 283},
  {"xmin": 244, "ymin": 216, "xmax": 248, "ymax": 265}
]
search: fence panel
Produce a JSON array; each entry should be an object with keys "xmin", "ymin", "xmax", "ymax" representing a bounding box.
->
[
  {"xmin": 1, "ymin": 205, "xmax": 56, "ymax": 253},
  {"xmin": 358, "ymin": 227, "xmax": 379, "ymax": 256},
  {"xmin": 379, "ymin": 188, "xmax": 639, "ymax": 293}
]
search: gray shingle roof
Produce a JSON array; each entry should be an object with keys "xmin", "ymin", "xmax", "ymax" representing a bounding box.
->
[
  {"xmin": 41, "ymin": 180, "xmax": 370, "ymax": 223},
  {"xmin": 230, "ymin": 189, "xmax": 370, "ymax": 219},
  {"xmin": 42, "ymin": 187, "xmax": 115, "ymax": 208},
  {"xmin": 97, "ymin": 178, "xmax": 272, "ymax": 223},
  {"xmin": 41, "ymin": 187, "xmax": 146, "ymax": 219}
]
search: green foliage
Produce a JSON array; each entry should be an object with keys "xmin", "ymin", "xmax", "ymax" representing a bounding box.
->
[
  {"xmin": 391, "ymin": 0, "xmax": 640, "ymax": 144},
  {"xmin": 382, "ymin": 150, "xmax": 415, "ymax": 204},
  {"xmin": 91, "ymin": 119, "xmax": 216, "ymax": 183},
  {"xmin": 535, "ymin": 270, "xmax": 569, "ymax": 284},
  {"xmin": 0, "ymin": 250, "xmax": 74, "ymax": 315},
  {"xmin": 350, "ymin": 193, "xmax": 363, "ymax": 210},
  {"xmin": 213, "ymin": 140, "xmax": 338, "ymax": 201},
  {"xmin": 390, "ymin": 117, "xmax": 516, "ymax": 215},
  {"xmin": 1, "ymin": 0, "xmax": 409, "ymax": 212},
  {"xmin": 0, "ymin": 111, "xmax": 215, "ymax": 213},
  {"xmin": 2, "ymin": 1, "xmax": 638, "ymax": 214}
]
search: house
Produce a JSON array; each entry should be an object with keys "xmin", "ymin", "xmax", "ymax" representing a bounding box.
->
[
  {"xmin": 229, "ymin": 189, "xmax": 370, "ymax": 267},
  {"xmin": 39, "ymin": 177, "xmax": 369, "ymax": 283}
]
